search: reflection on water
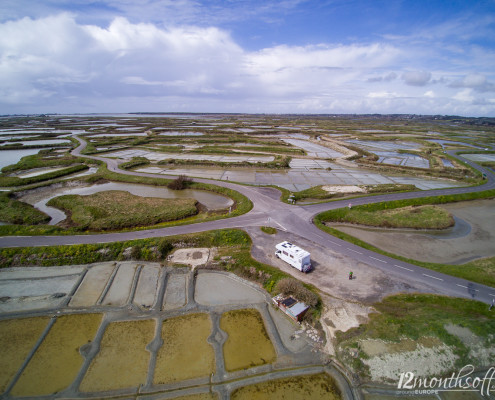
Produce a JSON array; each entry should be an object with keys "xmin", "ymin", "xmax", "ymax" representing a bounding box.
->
[
  {"xmin": 425, "ymin": 216, "xmax": 471, "ymax": 239},
  {"xmin": 26, "ymin": 182, "xmax": 233, "ymax": 225},
  {"xmin": 4, "ymin": 139, "xmax": 71, "ymax": 146},
  {"xmin": 0, "ymin": 149, "xmax": 42, "ymax": 170}
]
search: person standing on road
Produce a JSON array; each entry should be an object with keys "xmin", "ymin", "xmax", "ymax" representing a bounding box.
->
[{"xmin": 349, "ymin": 271, "xmax": 353, "ymax": 280}]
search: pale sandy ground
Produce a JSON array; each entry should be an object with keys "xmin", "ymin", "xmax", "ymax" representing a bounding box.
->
[
  {"xmin": 332, "ymin": 199, "xmax": 495, "ymax": 264},
  {"xmin": 322, "ymin": 185, "xmax": 366, "ymax": 193}
]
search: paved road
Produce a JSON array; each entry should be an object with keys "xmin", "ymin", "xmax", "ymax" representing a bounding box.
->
[{"xmin": 2, "ymin": 139, "xmax": 495, "ymax": 304}]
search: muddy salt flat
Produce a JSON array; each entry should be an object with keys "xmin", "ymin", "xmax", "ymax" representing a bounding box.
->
[
  {"xmin": 0, "ymin": 258, "xmax": 347, "ymax": 399},
  {"xmin": 332, "ymin": 199, "xmax": 495, "ymax": 264}
]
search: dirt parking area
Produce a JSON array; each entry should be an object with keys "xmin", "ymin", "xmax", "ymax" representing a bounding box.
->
[
  {"xmin": 246, "ymin": 227, "xmax": 429, "ymax": 305},
  {"xmin": 168, "ymin": 248, "xmax": 211, "ymax": 268}
]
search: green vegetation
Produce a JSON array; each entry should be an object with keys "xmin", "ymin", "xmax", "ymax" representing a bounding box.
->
[
  {"xmin": 47, "ymin": 191, "xmax": 198, "ymax": 230},
  {"xmin": 364, "ymin": 183, "xmax": 417, "ymax": 193},
  {"xmin": 316, "ymin": 188, "xmax": 495, "ymax": 220},
  {"xmin": 0, "ymin": 224, "xmax": 66, "ymax": 236},
  {"xmin": 88, "ymin": 164, "xmax": 252, "ymax": 218},
  {"xmin": 260, "ymin": 226, "xmax": 277, "ymax": 234},
  {"xmin": 157, "ymin": 155, "xmax": 292, "ymax": 169},
  {"xmin": 279, "ymin": 184, "xmax": 417, "ymax": 203},
  {"xmin": 0, "ymin": 165, "xmax": 88, "ymax": 187},
  {"xmin": 323, "ymin": 224, "xmax": 495, "ymax": 287},
  {"xmin": 314, "ymin": 189, "xmax": 495, "ymax": 286},
  {"xmin": 289, "ymin": 185, "xmax": 336, "ymax": 201},
  {"xmin": 0, "ymin": 192, "xmax": 50, "ymax": 225},
  {"xmin": 190, "ymin": 144, "xmax": 304, "ymax": 155},
  {"xmin": 1, "ymin": 152, "xmax": 83, "ymax": 174},
  {"xmin": 167, "ymin": 175, "xmax": 192, "ymax": 190},
  {"xmin": 274, "ymin": 278, "xmax": 319, "ymax": 307},
  {"xmin": 336, "ymin": 294, "xmax": 495, "ymax": 378},
  {"xmin": 0, "ymin": 172, "xmax": 251, "ymax": 236},
  {"xmin": 0, "ymin": 229, "xmax": 321, "ymax": 315},
  {"xmin": 326, "ymin": 204, "xmax": 454, "ymax": 229},
  {"xmin": 119, "ymin": 157, "xmax": 150, "ymax": 170}
]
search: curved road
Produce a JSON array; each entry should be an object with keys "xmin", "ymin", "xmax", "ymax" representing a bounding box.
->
[{"xmin": 2, "ymin": 138, "xmax": 495, "ymax": 304}]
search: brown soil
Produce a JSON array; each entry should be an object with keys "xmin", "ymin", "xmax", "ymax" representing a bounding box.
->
[
  {"xmin": 80, "ymin": 319, "xmax": 155, "ymax": 392},
  {"xmin": 0, "ymin": 317, "xmax": 50, "ymax": 393},
  {"xmin": 231, "ymin": 373, "xmax": 342, "ymax": 400},
  {"xmin": 173, "ymin": 394, "xmax": 218, "ymax": 400},
  {"xmin": 220, "ymin": 309, "xmax": 276, "ymax": 372},
  {"xmin": 154, "ymin": 313, "xmax": 215, "ymax": 384},
  {"xmin": 12, "ymin": 314, "xmax": 102, "ymax": 396}
]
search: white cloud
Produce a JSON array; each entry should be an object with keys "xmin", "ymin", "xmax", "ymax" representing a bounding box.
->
[
  {"xmin": 367, "ymin": 91, "xmax": 399, "ymax": 99},
  {"xmin": 453, "ymin": 89, "xmax": 474, "ymax": 103},
  {"xmin": 401, "ymin": 70, "xmax": 432, "ymax": 86},
  {"xmin": 0, "ymin": 13, "xmax": 494, "ymax": 116},
  {"xmin": 449, "ymin": 74, "xmax": 495, "ymax": 92}
]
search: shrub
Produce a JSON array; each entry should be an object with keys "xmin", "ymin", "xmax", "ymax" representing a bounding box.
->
[
  {"xmin": 275, "ymin": 278, "xmax": 319, "ymax": 307},
  {"xmin": 167, "ymin": 175, "xmax": 192, "ymax": 190}
]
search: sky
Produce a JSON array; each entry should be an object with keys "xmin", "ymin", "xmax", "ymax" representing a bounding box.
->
[{"xmin": 1, "ymin": 0, "xmax": 494, "ymax": 116}]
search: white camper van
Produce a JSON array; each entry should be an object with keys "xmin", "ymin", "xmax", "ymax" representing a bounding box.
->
[{"xmin": 275, "ymin": 241, "xmax": 312, "ymax": 273}]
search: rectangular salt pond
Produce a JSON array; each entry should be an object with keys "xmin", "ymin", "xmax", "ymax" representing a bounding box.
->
[
  {"xmin": 375, "ymin": 151, "xmax": 429, "ymax": 168},
  {"xmin": 106, "ymin": 148, "xmax": 274, "ymax": 163},
  {"xmin": 159, "ymin": 131, "xmax": 204, "ymax": 136},
  {"xmin": 17, "ymin": 167, "xmax": 67, "ymax": 178},
  {"xmin": 346, "ymin": 139, "xmax": 421, "ymax": 151},
  {"xmin": 462, "ymin": 153, "xmax": 495, "ymax": 162},
  {"xmin": 86, "ymin": 132, "xmax": 148, "ymax": 137},
  {"xmin": 137, "ymin": 165, "xmax": 464, "ymax": 192},
  {"xmin": 281, "ymin": 138, "xmax": 344, "ymax": 158},
  {"xmin": 5, "ymin": 139, "xmax": 72, "ymax": 146}
]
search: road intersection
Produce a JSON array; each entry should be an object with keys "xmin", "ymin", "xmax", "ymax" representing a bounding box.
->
[{"xmin": 1, "ymin": 138, "xmax": 494, "ymax": 305}]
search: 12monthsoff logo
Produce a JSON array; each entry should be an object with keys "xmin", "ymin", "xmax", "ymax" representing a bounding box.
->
[{"xmin": 397, "ymin": 365, "xmax": 495, "ymax": 396}]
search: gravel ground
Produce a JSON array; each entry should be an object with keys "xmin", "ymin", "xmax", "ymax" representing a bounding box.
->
[{"xmin": 361, "ymin": 341, "xmax": 458, "ymax": 382}]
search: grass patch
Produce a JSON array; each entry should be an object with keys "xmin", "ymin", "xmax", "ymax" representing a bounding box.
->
[
  {"xmin": 327, "ymin": 205, "xmax": 454, "ymax": 229},
  {"xmin": 0, "ymin": 165, "xmax": 89, "ymax": 187},
  {"xmin": 88, "ymin": 164, "xmax": 252, "ymax": 218},
  {"xmin": 0, "ymin": 192, "xmax": 50, "ymax": 225},
  {"xmin": 336, "ymin": 294, "xmax": 495, "ymax": 378},
  {"xmin": 314, "ymin": 190, "xmax": 495, "ymax": 286},
  {"xmin": 1, "ymin": 151, "xmax": 86, "ymax": 173},
  {"xmin": 364, "ymin": 183, "xmax": 417, "ymax": 193},
  {"xmin": 0, "ymin": 228, "xmax": 322, "ymax": 315},
  {"xmin": 47, "ymin": 190, "xmax": 198, "ymax": 230},
  {"xmin": 156, "ymin": 155, "xmax": 292, "ymax": 169},
  {"xmin": 119, "ymin": 156, "xmax": 150, "ymax": 170},
  {"xmin": 314, "ymin": 221, "xmax": 495, "ymax": 288},
  {"xmin": 260, "ymin": 226, "xmax": 277, "ymax": 234},
  {"xmin": 279, "ymin": 184, "xmax": 417, "ymax": 204}
]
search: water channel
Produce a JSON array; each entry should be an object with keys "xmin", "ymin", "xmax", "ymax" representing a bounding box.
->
[
  {"xmin": 20, "ymin": 182, "xmax": 234, "ymax": 225},
  {"xmin": 0, "ymin": 149, "xmax": 42, "ymax": 170}
]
